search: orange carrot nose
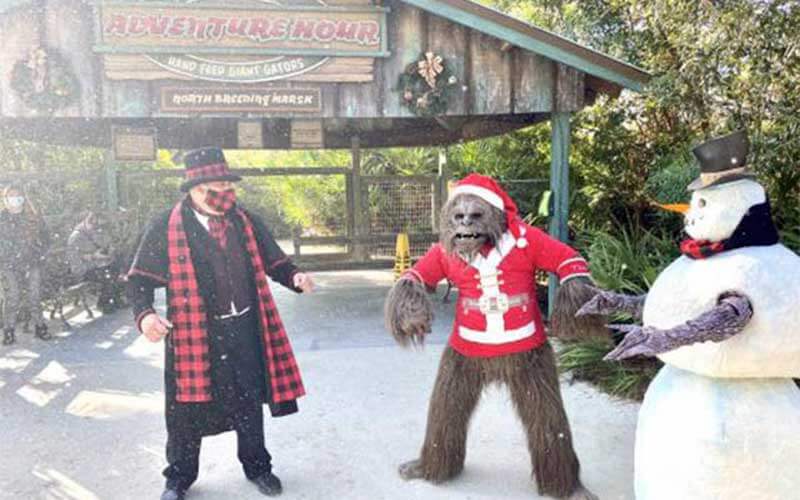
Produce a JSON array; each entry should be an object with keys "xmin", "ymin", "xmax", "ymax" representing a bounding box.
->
[{"xmin": 654, "ymin": 203, "xmax": 690, "ymax": 215}]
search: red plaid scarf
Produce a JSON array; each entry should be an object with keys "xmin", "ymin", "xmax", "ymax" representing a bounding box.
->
[
  {"xmin": 680, "ymin": 238, "xmax": 726, "ymax": 260},
  {"xmin": 167, "ymin": 201, "xmax": 305, "ymax": 404},
  {"xmin": 207, "ymin": 216, "xmax": 228, "ymax": 249}
]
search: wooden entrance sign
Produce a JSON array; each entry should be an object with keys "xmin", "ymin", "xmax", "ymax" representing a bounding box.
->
[{"xmin": 94, "ymin": 1, "xmax": 389, "ymax": 84}]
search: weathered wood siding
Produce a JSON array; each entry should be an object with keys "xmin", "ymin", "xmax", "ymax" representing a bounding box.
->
[
  {"xmin": 0, "ymin": 0, "xmax": 586, "ymax": 119},
  {"xmin": 0, "ymin": 4, "xmax": 40, "ymax": 117}
]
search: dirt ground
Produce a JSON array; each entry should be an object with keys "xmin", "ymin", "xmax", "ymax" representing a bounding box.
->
[{"xmin": 0, "ymin": 271, "xmax": 639, "ymax": 500}]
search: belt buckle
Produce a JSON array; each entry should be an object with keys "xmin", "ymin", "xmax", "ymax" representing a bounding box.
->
[
  {"xmin": 215, "ymin": 306, "xmax": 250, "ymax": 321},
  {"xmin": 478, "ymin": 294, "xmax": 510, "ymax": 314}
]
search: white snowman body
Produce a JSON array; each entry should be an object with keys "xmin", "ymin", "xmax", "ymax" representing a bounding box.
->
[
  {"xmin": 635, "ymin": 366, "xmax": 800, "ymax": 500},
  {"xmin": 634, "ymin": 179, "xmax": 800, "ymax": 500},
  {"xmin": 644, "ymin": 244, "xmax": 800, "ymax": 377}
]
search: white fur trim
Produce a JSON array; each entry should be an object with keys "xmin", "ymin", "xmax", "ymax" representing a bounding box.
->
[
  {"xmin": 400, "ymin": 269, "xmax": 425, "ymax": 283},
  {"xmin": 560, "ymin": 273, "xmax": 592, "ymax": 284},
  {"xmin": 459, "ymin": 321, "xmax": 536, "ymax": 345},
  {"xmin": 450, "ymin": 185, "xmax": 504, "ymax": 210},
  {"xmin": 557, "ymin": 256, "xmax": 588, "ymax": 271}
]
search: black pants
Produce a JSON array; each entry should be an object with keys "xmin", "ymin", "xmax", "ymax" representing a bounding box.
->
[
  {"xmin": 163, "ymin": 312, "xmax": 271, "ymax": 491},
  {"xmin": 163, "ymin": 401, "xmax": 272, "ymax": 490}
]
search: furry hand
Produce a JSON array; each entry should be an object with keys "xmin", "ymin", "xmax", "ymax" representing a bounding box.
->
[
  {"xmin": 384, "ymin": 278, "xmax": 434, "ymax": 347},
  {"xmin": 603, "ymin": 324, "xmax": 659, "ymax": 360},
  {"xmin": 550, "ymin": 277, "xmax": 609, "ymax": 340}
]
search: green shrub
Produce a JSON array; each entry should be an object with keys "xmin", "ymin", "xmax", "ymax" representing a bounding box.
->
[
  {"xmin": 559, "ymin": 338, "xmax": 662, "ymax": 401},
  {"xmin": 558, "ymin": 226, "xmax": 678, "ymax": 401},
  {"xmin": 578, "ymin": 226, "xmax": 680, "ymax": 295},
  {"xmin": 782, "ymin": 227, "xmax": 800, "ymax": 254}
]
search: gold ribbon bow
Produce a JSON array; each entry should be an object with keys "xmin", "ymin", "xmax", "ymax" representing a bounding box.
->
[{"xmin": 417, "ymin": 52, "xmax": 443, "ymax": 89}]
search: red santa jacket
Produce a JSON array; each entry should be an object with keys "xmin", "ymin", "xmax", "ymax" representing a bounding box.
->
[{"xmin": 407, "ymin": 223, "xmax": 589, "ymax": 358}]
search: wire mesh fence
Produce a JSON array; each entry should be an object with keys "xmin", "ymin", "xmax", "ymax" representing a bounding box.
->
[{"xmin": 362, "ymin": 177, "xmax": 439, "ymax": 258}]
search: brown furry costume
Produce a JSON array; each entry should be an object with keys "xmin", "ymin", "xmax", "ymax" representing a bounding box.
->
[{"xmin": 385, "ymin": 177, "xmax": 605, "ymax": 500}]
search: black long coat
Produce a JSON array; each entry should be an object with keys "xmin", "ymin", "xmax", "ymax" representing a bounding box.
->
[{"xmin": 127, "ymin": 199, "xmax": 302, "ymax": 437}]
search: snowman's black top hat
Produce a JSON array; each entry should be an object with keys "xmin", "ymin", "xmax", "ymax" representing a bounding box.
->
[
  {"xmin": 179, "ymin": 147, "xmax": 242, "ymax": 192},
  {"xmin": 688, "ymin": 130, "xmax": 756, "ymax": 191}
]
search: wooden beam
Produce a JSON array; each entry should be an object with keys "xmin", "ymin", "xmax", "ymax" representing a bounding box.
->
[{"xmin": 122, "ymin": 167, "xmax": 351, "ymax": 178}]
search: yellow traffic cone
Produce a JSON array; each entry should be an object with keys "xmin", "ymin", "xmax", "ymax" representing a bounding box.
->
[{"xmin": 393, "ymin": 232, "xmax": 411, "ymax": 280}]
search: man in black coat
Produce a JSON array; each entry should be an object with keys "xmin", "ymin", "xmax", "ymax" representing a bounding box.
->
[{"xmin": 127, "ymin": 148, "xmax": 314, "ymax": 500}]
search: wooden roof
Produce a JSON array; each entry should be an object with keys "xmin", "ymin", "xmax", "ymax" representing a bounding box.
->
[
  {"xmin": 400, "ymin": 0, "xmax": 648, "ymax": 92},
  {"xmin": 0, "ymin": 0, "xmax": 650, "ymax": 149}
]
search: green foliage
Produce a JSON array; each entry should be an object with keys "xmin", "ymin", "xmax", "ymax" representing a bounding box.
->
[
  {"xmin": 781, "ymin": 216, "xmax": 800, "ymax": 254},
  {"xmin": 579, "ymin": 226, "xmax": 680, "ymax": 295},
  {"xmin": 464, "ymin": 0, "xmax": 800, "ymax": 238},
  {"xmin": 559, "ymin": 338, "xmax": 662, "ymax": 401},
  {"xmin": 362, "ymin": 148, "xmax": 439, "ymax": 175}
]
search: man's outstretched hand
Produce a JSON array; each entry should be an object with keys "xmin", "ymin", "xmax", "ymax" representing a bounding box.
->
[{"xmin": 293, "ymin": 272, "xmax": 315, "ymax": 294}]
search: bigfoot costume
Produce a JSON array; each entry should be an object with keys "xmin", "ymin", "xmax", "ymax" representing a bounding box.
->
[
  {"xmin": 127, "ymin": 148, "xmax": 305, "ymax": 499},
  {"xmin": 385, "ymin": 174, "xmax": 604, "ymax": 500}
]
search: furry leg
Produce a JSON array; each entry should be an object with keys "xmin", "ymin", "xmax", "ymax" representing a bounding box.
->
[
  {"xmin": 402, "ymin": 346, "xmax": 484, "ymax": 483},
  {"xmin": 507, "ymin": 344, "xmax": 590, "ymax": 499}
]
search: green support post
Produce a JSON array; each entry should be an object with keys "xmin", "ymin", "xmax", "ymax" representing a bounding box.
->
[
  {"xmin": 351, "ymin": 136, "xmax": 369, "ymax": 261},
  {"xmin": 104, "ymin": 152, "xmax": 119, "ymax": 212},
  {"xmin": 548, "ymin": 112, "xmax": 571, "ymax": 317}
]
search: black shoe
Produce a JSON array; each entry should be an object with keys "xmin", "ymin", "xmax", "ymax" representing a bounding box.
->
[
  {"xmin": 160, "ymin": 487, "xmax": 185, "ymax": 500},
  {"xmin": 250, "ymin": 472, "xmax": 282, "ymax": 496},
  {"xmin": 2, "ymin": 328, "xmax": 14, "ymax": 346},
  {"xmin": 34, "ymin": 324, "xmax": 51, "ymax": 341}
]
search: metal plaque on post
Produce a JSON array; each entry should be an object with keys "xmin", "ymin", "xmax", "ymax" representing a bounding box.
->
[
  {"xmin": 238, "ymin": 120, "xmax": 264, "ymax": 149},
  {"xmin": 290, "ymin": 120, "xmax": 324, "ymax": 149},
  {"xmin": 112, "ymin": 126, "xmax": 157, "ymax": 161}
]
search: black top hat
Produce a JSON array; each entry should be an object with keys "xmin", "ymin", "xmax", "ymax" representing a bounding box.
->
[
  {"xmin": 179, "ymin": 147, "xmax": 242, "ymax": 192},
  {"xmin": 687, "ymin": 130, "xmax": 756, "ymax": 191}
]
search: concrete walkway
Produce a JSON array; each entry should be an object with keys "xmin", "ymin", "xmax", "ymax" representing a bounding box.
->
[{"xmin": 0, "ymin": 271, "xmax": 639, "ymax": 500}]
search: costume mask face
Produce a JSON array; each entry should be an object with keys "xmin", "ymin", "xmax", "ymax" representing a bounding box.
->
[
  {"xmin": 440, "ymin": 194, "xmax": 506, "ymax": 261},
  {"xmin": 204, "ymin": 188, "xmax": 236, "ymax": 213},
  {"xmin": 5, "ymin": 195, "xmax": 25, "ymax": 213},
  {"xmin": 685, "ymin": 179, "xmax": 765, "ymax": 242}
]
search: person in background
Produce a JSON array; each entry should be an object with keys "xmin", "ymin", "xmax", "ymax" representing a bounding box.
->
[
  {"xmin": 126, "ymin": 148, "xmax": 314, "ymax": 500},
  {"xmin": 67, "ymin": 210, "xmax": 123, "ymax": 313},
  {"xmin": 0, "ymin": 185, "xmax": 51, "ymax": 345}
]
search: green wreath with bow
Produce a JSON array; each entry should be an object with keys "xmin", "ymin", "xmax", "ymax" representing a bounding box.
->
[
  {"xmin": 11, "ymin": 47, "xmax": 80, "ymax": 114},
  {"xmin": 396, "ymin": 52, "xmax": 459, "ymax": 117}
]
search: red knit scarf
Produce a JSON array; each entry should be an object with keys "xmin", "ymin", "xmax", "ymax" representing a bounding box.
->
[{"xmin": 167, "ymin": 201, "xmax": 305, "ymax": 404}]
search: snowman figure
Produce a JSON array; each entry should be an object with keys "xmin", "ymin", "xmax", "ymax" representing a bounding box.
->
[{"xmin": 578, "ymin": 130, "xmax": 800, "ymax": 500}]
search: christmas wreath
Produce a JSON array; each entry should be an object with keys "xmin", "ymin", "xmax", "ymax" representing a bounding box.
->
[
  {"xmin": 11, "ymin": 47, "xmax": 80, "ymax": 114},
  {"xmin": 396, "ymin": 52, "xmax": 459, "ymax": 116}
]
